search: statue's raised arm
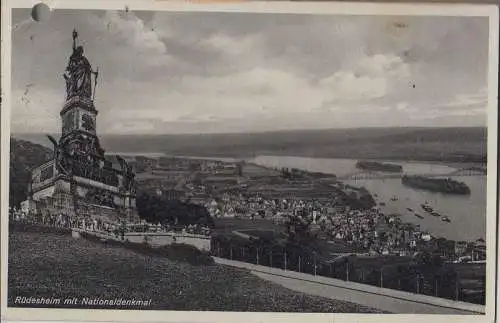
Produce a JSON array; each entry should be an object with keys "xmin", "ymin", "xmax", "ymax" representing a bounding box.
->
[
  {"xmin": 72, "ymin": 29, "xmax": 78, "ymax": 52},
  {"xmin": 64, "ymin": 29, "xmax": 94, "ymax": 100},
  {"xmin": 92, "ymin": 66, "xmax": 99, "ymax": 101}
]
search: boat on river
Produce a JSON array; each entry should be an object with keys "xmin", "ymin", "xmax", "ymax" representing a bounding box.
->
[
  {"xmin": 421, "ymin": 203, "xmax": 434, "ymax": 213},
  {"xmin": 407, "ymin": 207, "xmax": 414, "ymax": 212},
  {"xmin": 414, "ymin": 213, "xmax": 424, "ymax": 219},
  {"xmin": 421, "ymin": 203, "xmax": 442, "ymax": 216},
  {"xmin": 442, "ymin": 216, "xmax": 451, "ymax": 222}
]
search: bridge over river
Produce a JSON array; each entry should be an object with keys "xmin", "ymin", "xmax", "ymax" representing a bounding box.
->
[{"xmin": 337, "ymin": 167, "xmax": 486, "ymax": 181}]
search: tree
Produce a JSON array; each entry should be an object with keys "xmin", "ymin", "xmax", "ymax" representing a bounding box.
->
[
  {"xmin": 284, "ymin": 210, "xmax": 316, "ymax": 246},
  {"xmin": 191, "ymin": 172, "xmax": 203, "ymax": 186},
  {"xmin": 9, "ymin": 139, "xmax": 53, "ymax": 207},
  {"xmin": 434, "ymin": 265, "xmax": 458, "ymax": 299},
  {"xmin": 136, "ymin": 192, "xmax": 214, "ymax": 227},
  {"xmin": 396, "ymin": 264, "xmax": 412, "ymax": 291},
  {"xmin": 409, "ymin": 251, "xmax": 447, "ymax": 296},
  {"xmin": 236, "ymin": 162, "xmax": 244, "ymax": 177}
]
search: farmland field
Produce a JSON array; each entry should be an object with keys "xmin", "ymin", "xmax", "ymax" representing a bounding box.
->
[
  {"xmin": 8, "ymin": 230, "xmax": 382, "ymax": 312},
  {"xmin": 242, "ymin": 163, "xmax": 282, "ymax": 177}
]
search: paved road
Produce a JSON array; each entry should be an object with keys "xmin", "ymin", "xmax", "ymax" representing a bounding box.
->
[{"xmin": 214, "ymin": 257, "xmax": 485, "ymax": 315}]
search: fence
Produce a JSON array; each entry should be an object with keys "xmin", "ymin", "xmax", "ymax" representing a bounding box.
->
[
  {"xmin": 211, "ymin": 240, "xmax": 486, "ymax": 305},
  {"xmin": 10, "ymin": 214, "xmax": 212, "ymax": 251}
]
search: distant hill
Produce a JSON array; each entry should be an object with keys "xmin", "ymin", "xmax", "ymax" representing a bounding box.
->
[
  {"xmin": 98, "ymin": 127, "xmax": 486, "ymax": 162},
  {"xmin": 8, "ymin": 127, "xmax": 487, "ymax": 206},
  {"xmin": 13, "ymin": 126, "xmax": 487, "ymax": 165},
  {"xmin": 10, "ymin": 138, "xmax": 53, "ymax": 207},
  {"xmin": 372, "ymin": 127, "xmax": 486, "ymax": 144}
]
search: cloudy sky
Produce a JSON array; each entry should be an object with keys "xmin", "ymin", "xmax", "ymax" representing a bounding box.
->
[{"xmin": 11, "ymin": 8, "xmax": 490, "ymax": 134}]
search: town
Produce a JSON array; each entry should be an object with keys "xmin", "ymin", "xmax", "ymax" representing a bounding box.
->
[
  {"xmin": 6, "ymin": 18, "xmax": 491, "ymax": 315},
  {"xmin": 10, "ymin": 152, "xmax": 486, "ymax": 305}
]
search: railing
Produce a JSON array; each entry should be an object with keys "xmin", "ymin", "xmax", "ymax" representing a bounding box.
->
[
  {"xmin": 10, "ymin": 215, "xmax": 211, "ymax": 239},
  {"xmin": 214, "ymin": 257, "xmax": 485, "ymax": 314},
  {"xmin": 211, "ymin": 240, "xmax": 486, "ymax": 305},
  {"xmin": 126, "ymin": 231, "xmax": 210, "ymax": 239}
]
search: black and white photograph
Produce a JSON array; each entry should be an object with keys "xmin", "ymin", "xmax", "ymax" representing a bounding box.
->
[{"xmin": 1, "ymin": 1, "xmax": 498, "ymax": 322}]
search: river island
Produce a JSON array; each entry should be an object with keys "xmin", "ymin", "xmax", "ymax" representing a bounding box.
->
[
  {"xmin": 401, "ymin": 175, "xmax": 471, "ymax": 195},
  {"xmin": 356, "ymin": 161, "xmax": 403, "ymax": 173}
]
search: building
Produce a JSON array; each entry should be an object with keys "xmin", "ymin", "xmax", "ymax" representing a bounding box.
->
[
  {"xmin": 23, "ymin": 30, "xmax": 139, "ymax": 223},
  {"xmin": 455, "ymin": 241, "xmax": 468, "ymax": 255},
  {"xmin": 472, "ymin": 238, "xmax": 486, "ymax": 261}
]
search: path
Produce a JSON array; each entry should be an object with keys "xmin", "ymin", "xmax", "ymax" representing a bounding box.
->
[{"xmin": 214, "ymin": 257, "xmax": 485, "ymax": 314}]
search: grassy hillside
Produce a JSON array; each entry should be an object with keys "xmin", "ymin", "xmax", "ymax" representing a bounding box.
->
[
  {"xmin": 9, "ymin": 138, "xmax": 53, "ymax": 207},
  {"xmin": 8, "ymin": 230, "xmax": 383, "ymax": 312}
]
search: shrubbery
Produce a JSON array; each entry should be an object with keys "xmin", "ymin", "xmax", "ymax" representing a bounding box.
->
[
  {"xmin": 136, "ymin": 192, "xmax": 214, "ymax": 228},
  {"xmin": 9, "ymin": 138, "xmax": 53, "ymax": 207}
]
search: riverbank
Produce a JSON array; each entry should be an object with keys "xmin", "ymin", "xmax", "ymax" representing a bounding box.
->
[
  {"xmin": 246, "ymin": 155, "xmax": 486, "ymax": 242},
  {"xmin": 139, "ymin": 153, "xmax": 486, "ymax": 171},
  {"xmin": 117, "ymin": 151, "xmax": 487, "ymax": 241},
  {"xmin": 126, "ymin": 153, "xmax": 485, "ymax": 241}
]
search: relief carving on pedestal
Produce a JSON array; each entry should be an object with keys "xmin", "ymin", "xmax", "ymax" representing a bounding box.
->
[{"xmin": 85, "ymin": 187, "xmax": 116, "ymax": 208}]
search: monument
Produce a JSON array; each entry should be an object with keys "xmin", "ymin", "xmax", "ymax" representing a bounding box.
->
[{"xmin": 23, "ymin": 30, "xmax": 139, "ymax": 223}]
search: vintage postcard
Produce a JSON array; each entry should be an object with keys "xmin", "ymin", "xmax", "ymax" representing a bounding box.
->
[{"xmin": 1, "ymin": 1, "xmax": 498, "ymax": 322}]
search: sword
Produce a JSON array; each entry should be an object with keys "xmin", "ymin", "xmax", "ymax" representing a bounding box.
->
[{"xmin": 92, "ymin": 66, "xmax": 99, "ymax": 102}]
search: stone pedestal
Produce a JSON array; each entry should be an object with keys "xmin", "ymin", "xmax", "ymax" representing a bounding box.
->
[{"xmin": 26, "ymin": 31, "xmax": 139, "ymax": 226}]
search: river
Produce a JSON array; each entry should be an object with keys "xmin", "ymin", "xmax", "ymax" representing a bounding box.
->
[
  {"xmin": 247, "ymin": 155, "xmax": 486, "ymax": 242},
  {"xmin": 139, "ymin": 153, "xmax": 487, "ymax": 242}
]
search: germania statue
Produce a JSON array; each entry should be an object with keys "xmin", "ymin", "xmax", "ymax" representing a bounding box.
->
[{"xmin": 63, "ymin": 29, "xmax": 99, "ymax": 100}]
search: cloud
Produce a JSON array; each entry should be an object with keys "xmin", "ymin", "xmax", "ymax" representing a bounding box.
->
[
  {"xmin": 89, "ymin": 11, "xmax": 165, "ymax": 54},
  {"xmin": 319, "ymin": 71, "xmax": 388, "ymax": 101},
  {"xmin": 434, "ymin": 89, "xmax": 488, "ymax": 110},
  {"xmin": 86, "ymin": 11, "xmax": 175, "ymax": 71},
  {"xmin": 318, "ymin": 54, "xmax": 411, "ymax": 103},
  {"xmin": 11, "ymin": 86, "xmax": 62, "ymax": 133},
  {"xmin": 203, "ymin": 33, "xmax": 264, "ymax": 58},
  {"xmin": 10, "ymin": 10, "xmax": 490, "ymax": 134},
  {"xmin": 412, "ymin": 107, "xmax": 485, "ymax": 120},
  {"xmin": 396, "ymin": 102, "xmax": 410, "ymax": 111},
  {"xmin": 356, "ymin": 54, "xmax": 411, "ymax": 80},
  {"xmin": 102, "ymin": 52, "xmax": 412, "ymax": 132},
  {"xmin": 406, "ymin": 94, "xmax": 486, "ymax": 121}
]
